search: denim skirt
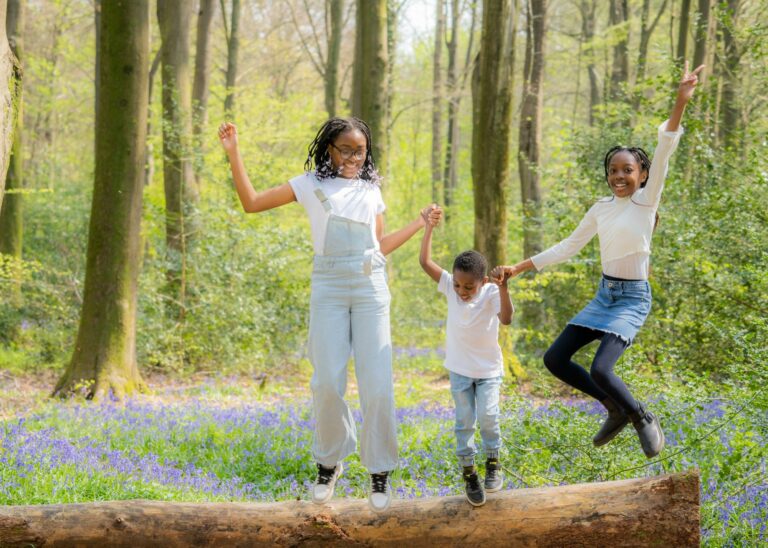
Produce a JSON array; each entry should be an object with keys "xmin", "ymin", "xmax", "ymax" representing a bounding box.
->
[{"xmin": 568, "ymin": 276, "xmax": 652, "ymax": 344}]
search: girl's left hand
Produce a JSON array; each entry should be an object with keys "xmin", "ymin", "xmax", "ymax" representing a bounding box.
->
[{"xmin": 677, "ymin": 60, "xmax": 705, "ymax": 102}]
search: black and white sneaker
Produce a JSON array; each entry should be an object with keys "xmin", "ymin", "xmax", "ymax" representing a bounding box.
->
[
  {"xmin": 368, "ymin": 472, "xmax": 391, "ymax": 512},
  {"xmin": 484, "ymin": 458, "xmax": 503, "ymax": 493},
  {"xmin": 463, "ymin": 466, "xmax": 486, "ymax": 506},
  {"xmin": 311, "ymin": 462, "xmax": 342, "ymax": 504}
]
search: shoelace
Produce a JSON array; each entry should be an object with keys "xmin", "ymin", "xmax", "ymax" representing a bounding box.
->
[
  {"xmin": 371, "ymin": 472, "xmax": 388, "ymax": 493},
  {"xmin": 464, "ymin": 473, "xmax": 481, "ymax": 490},
  {"xmin": 316, "ymin": 464, "xmax": 336, "ymax": 485}
]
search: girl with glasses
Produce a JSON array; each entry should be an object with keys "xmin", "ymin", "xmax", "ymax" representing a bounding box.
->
[{"xmin": 218, "ymin": 117, "xmax": 441, "ymax": 512}]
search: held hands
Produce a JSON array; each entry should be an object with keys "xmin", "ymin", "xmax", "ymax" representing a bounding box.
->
[
  {"xmin": 490, "ymin": 260, "xmax": 532, "ymax": 285},
  {"xmin": 677, "ymin": 60, "xmax": 705, "ymax": 103},
  {"xmin": 489, "ymin": 266, "xmax": 512, "ymax": 288},
  {"xmin": 420, "ymin": 203, "xmax": 443, "ymax": 228},
  {"xmin": 218, "ymin": 122, "xmax": 239, "ymax": 153}
]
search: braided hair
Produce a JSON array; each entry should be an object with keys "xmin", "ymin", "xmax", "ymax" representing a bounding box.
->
[
  {"xmin": 603, "ymin": 145, "xmax": 659, "ymax": 229},
  {"xmin": 603, "ymin": 146, "xmax": 651, "ymax": 187},
  {"xmin": 304, "ymin": 117, "xmax": 382, "ymax": 184}
]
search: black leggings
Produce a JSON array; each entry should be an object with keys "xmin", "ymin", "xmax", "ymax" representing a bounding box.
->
[{"xmin": 543, "ymin": 324, "xmax": 640, "ymax": 413}]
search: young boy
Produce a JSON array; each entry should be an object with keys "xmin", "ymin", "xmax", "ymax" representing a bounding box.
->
[{"xmin": 419, "ymin": 206, "xmax": 513, "ymax": 506}]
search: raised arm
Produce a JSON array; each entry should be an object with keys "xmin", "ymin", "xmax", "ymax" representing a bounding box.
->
[
  {"xmin": 667, "ymin": 61, "xmax": 704, "ymax": 132},
  {"xmin": 639, "ymin": 61, "xmax": 704, "ymax": 207},
  {"xmin": 419, "ymin": 221, "xmax": 443, "ymax": 283},
  {"xmin": 218, "ymin": 122, "xmax": 296, "ymax": 213},
  {"xmin": 378, "ymin": 204, "xmax": 442, "ymax": 256},
  {"xmin": 489, "ymin": 266, "xmax": 514, "ymax": 325}
]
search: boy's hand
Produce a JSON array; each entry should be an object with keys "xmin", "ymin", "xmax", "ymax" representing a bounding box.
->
[
  {"xmin": 677, "ymin": 60, "xmax": 705, "ymax": 103},
  {"xmin": 420, "ymin": 203, "xmax": 443, "ymax": 228},
  {"xmin": 490, "ymin": 266, "xmax": 511, "ymax": 287},
  {"xmin": 218, "ymin": 122, "xmax": 239, "ymax": 153}
]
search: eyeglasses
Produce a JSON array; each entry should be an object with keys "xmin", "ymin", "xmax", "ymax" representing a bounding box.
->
[{"xmin": 330, "ymin": 143, "xmax": 367, "ymax": 161}]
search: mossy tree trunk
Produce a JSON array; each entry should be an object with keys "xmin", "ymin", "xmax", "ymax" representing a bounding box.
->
[
  {"xmin": 608, "ymin": 0, "xmax": 629, "ymax": 102},
  {"xmin": 443, "ymin": 0, "xmax": 477, "ymax": 217},
  {"xmin": 471, "ymin": 0, "xmax": 516, "ymax": 268},
  {"xmin": 0, "ymin": 0, "xmax": 15, "ymax": 212},
  {"xmin": 223, "ymin": 0, "xmax": 241, "ymax": 120},
  {"xmin": 352, "ymin": 0, "xmax": 388, "ymax": 175},
  {"xmin": 158, "ymin": 0, "xmax": 198, "ymax": 321},
  {"xmin": 0, "ymin": 0, "xmax": 23, "ymax": 272},
  {"xmin": 518, "ymin": 0, "xmax": 546, "ymax": 328},
  {"xmin": 325, "ymin": 0, "xmax": 343, "ymax": 118},
  {"xmin": 192, "ymin": 0, "xmax": 215, "ymax": 182},
  {"xmin": 431, "ymin": 0, "xmax": 444, "ymax": 203},
  {"xmin": 54, "ymin": 0, "xmax": 150, "ymax": 400},
  {"xmin": 518, "ymin": 0, "xmax": 545, "ymax": 261}
]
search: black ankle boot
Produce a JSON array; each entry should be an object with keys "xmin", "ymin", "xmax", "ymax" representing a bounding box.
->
[
  {"xmin": 462, "ymin": 466, "xmax": 486, "ymax": 506},
  {"xmin": 593, "ymin": 397, "xmax": 629, "ymax": 447},
  {"xmin": 484, "ymin": 458, "xmax": 503, "ymax": 492},
  {"xmin": 629, "ymin": 404, "xmax": 665, "ymax": 458}
]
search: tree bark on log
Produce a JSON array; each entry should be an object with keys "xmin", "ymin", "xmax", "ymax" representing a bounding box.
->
[{"xmin": 0, "ymin": 472, "xmax": 699, "ymax": 547}]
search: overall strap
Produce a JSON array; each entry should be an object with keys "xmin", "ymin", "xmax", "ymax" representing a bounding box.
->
[{"xmin": 313, "ymin": 186, "xmax": 333, "ymax": 213}]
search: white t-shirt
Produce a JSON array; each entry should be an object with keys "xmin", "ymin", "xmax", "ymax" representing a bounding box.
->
[
  {"xmin": 289, "ymin": 172, "xmax": 386, "ymax": 256},
  {"xmin": 438, "ymin": 270, "xmax": 503, "ymax": 379},
  {"xmin": 531, "ymin": 120, "xmax": 683, "ymax": 279}
]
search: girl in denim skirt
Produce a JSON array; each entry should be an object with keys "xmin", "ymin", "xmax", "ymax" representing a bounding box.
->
[
  {"xmin": 497, "ymin": 61, "xmax": 704, "ymax": 458},
  {"xmin": 219, "ymin": 117, "xmax": 440, "ymax": 511}
]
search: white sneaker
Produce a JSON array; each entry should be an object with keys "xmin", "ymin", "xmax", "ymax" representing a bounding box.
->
[
  {"xmin": 368, "ymin": 472, "xmax": 391, "ymax": 512},
  {"xmin": 311, "ymin": 462, "xmax": 343, "ymax": 504}
]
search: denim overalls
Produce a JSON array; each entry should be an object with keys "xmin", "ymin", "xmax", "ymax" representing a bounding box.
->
[{"xmin": 307, "ymin": 183, "xmax": 397, "ymax": 474}]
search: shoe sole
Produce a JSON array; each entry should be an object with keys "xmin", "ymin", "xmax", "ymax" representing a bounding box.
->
[
  {"xmin": 368, "ymin": 496, "xmax": 391, "ymax": 513},
  {"xmin": 311, "ymin": 463, "xmax": 343, "ymax": 505},
  {"xmin": 593, "ymin": 418, "xmax": 630, "ymax": 447},
  {"xmin": 466, "ymin": 494, "xmax": 486, "ymax": 507}
]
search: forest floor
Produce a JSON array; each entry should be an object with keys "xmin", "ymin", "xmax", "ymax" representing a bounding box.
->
[{"xmin": 0, "ymin": 360, "xmax": 468, "ymax": 420}]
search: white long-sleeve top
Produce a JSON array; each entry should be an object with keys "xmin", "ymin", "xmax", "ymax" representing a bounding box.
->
[{"xmin": 531, "ymin": 120, "xmax": 683, "ymax": 280}]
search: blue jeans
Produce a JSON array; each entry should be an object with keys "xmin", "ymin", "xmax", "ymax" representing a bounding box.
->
[{"xmin": 449, "ymin": 371, "xmax": 502, "ymax": 467}]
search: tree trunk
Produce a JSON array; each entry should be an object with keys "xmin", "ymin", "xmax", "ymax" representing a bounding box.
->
[
  {"xmin": 325, "ymin": 0, "xmax": 343, "ymax": 118},
  {"xmin": 443, "ymin": 0, "xmax": 476, "ymax": 214},
  {"xmin": 676, "ymin": 0, "xmax": 692, "ymax": 62},
  {"xmin": 471, "ymin": 0, "xmax": 516, "ymax": 268},
  {"xmin": 719, "ymin": 0, "xmax": 740, "ymax": 149},
  {"xmin": 636, "ymin": 0, "xmax": 667, "ymax": 86},
  {"xmin": 608, "ymin": 0, "xmax": 629, "ymax": 101},
  {"xmin": 53, "ymin": 0, "xmax": 149, "ymax": 400},
  {"xmin": 0, "ymin": 472, "xmax": 700, "ymax": 547},
  {"xmin": 94, "ymin": 0, "xmax": 101, "ymax": 137},
  {"xmin": 144, "ymin": 49, "xmax": 161, "ymax": 187},
  {"xmin": 352, "ymin": 0, "xmax": 388, "ymax": 175},
  {"xmin": 158, "ymin": 0, "xmax": 198, "ymax": 321},
  {"xmin": 0, "ymin": 0, "xmax": 14, "ymax": 211},
  {"xmin": 518, "ymin": 0, "xmax": 545, "ymax": 260},
  {"xmin": 692, "ymin": 0, "xmax": 711, "ymax": 74},
  {"xmin": 224, "ymin": 0, "xmax": 241, "ymax": 119},
  {"xmin": 579, "ymin": 0, "xmax": 600, "ymax": 126},
  {"xmin": 192, "ymin": 0, "xmax": 216, "ymax": 181},
  {"xmin": 0, "ymin": 0, "xmax": 23, "ymax": 262},
  {"xmin": 431, "ymin": 0, "xmax": 445, "ymax": 203}
]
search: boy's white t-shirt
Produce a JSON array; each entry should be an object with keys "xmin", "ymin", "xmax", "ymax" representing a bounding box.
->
[
  {"xmin": 437, "ymin": 270, "xmax": 504, "ymax": 379},
  {"xmin": 289, "ymin": 172, "xmax": 386, "ymax": 256}
]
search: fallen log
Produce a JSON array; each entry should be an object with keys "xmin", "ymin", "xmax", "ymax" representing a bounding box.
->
[{"xmin": 0, "ymin": 471, "xmax": 699, "ymax": 547}]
